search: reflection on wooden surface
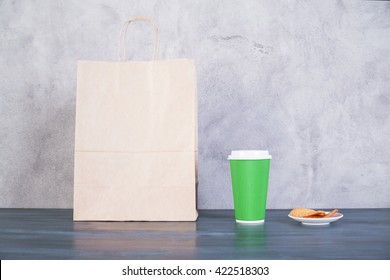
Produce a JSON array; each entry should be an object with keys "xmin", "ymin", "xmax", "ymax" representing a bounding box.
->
[
  {"xmin": 73, "ymin": 221, "xmax": 197, "ymax": 232},
  {"xmin": 234, "ymin": 224, "xmax": 267, "ymax": 249},
  {"xmin": 72, "ymin": 221, "xmax": 197, "ymax": 258}
]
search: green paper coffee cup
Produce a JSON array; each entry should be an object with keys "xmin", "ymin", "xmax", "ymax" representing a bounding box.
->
[{"xmin": 228, "ymin": 150, "xmax": 272, "ymax": 224}]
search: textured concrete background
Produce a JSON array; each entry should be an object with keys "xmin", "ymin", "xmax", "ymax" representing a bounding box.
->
[{"xmin": 1, "ymin": 0, "xmax": 390, "ymax": 209}]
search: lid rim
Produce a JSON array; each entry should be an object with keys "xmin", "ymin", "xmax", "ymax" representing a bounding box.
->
[
  {"xmin": 228, "ymin": 157, "xmax": 272, "ymax": 160},
  {"xmin": 228, "ymin": 150, "xmax": 272, "ymax": 160}
]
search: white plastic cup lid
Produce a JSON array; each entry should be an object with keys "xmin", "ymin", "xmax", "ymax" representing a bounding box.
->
[{"xmin": 228, "ymin": 150, "xmax": 272, "ymax": 160}]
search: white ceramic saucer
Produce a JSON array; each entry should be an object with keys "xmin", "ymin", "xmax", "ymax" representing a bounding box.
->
[{"xmin": 288, "ymin": 212, "xmax": 343, "ymax": 226}]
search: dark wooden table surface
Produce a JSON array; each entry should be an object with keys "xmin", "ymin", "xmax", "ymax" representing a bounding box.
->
[{"xmin": 0, "ymin": 209, "xmax": 389, "ymax": 259}]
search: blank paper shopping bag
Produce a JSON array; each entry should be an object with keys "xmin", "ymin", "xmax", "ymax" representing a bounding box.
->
[{"xmin": 74, "ymin": 17, "xmax": 198, "ymax": 221}]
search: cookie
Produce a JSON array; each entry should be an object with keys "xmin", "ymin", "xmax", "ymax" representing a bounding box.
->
[
  {"xmin": 290, "ymin": 208, "xmax": 318, "ymax": 218},
  {"xmin": 304, "ymin": 210, "xmax": 326, "ymax": 218},
  {"xmin": 323, "ymin": 209, "xmax": 338, "ymax": 218}
]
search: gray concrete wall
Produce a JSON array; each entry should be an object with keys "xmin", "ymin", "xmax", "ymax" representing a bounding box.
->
[{"xmin": 1, "ymin": 0, "xmax": 389, "ymax": 209}]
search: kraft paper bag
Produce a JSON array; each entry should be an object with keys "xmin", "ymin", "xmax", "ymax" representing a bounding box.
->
[{"xmin": 73, "ymin": 17, "xmax": 198, "ymax": 221}]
